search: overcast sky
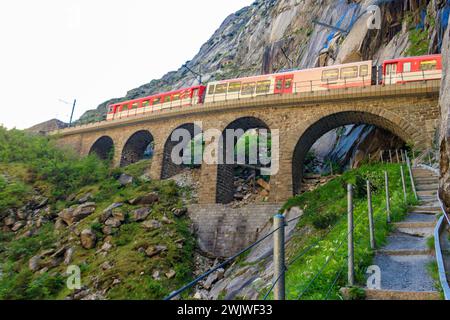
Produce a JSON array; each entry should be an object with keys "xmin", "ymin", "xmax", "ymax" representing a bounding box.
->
[{"xmin": 0, "ymin": 0, "xmax": 253, "ymax": 129}]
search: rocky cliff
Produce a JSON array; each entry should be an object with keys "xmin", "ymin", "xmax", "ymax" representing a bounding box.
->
[
  {"xmin": 77, "ymin": 0, "xmax": 447, "ymax": 124},
  {"xmin": 439, "ymin": 12, "xmax": 450, "ymax": 211}
]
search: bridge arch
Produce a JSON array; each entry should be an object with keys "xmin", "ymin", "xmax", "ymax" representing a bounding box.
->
[
  {"xmin": 216, "ymin": 116, "xmax": 271, "ymax": 204},
  {"xmin": 291, "ymin": 110, "xmax": 414, "ymax": 195},
  {"xmin": 120, "ymin": 130, "xmax": 154, "ymax": 167},
  {"xmin": 161, "ymin": 123, "xmax": 203, "ymax": 179},
  {"xmin": 89, "ymin": 136, "xmax": 114, "ymax": 161}
]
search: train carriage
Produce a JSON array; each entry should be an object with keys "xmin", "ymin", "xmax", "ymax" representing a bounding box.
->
[
  {"xmin": 382, "ymin": 54, "xmax": 442, "ymax": 85},
  {"xmin": 106, "ymin": 85, "xmax": 206, "ymax": 121},
  {"xmin": 204, "ymin": 61, "xmax": 373, "ymax": 103}
]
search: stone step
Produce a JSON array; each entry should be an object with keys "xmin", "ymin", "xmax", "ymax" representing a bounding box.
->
[
  {"xmin": 413, "ymin": 173, "xmax": 438, "ymax": 178},
  {"xmin": 363, "ymin": 289, "xmax": 441, "ymax": 300},
  {"xmin": 409, "ymin": 206, "xmax": 440, "ymax": 214},
  {"xmin": 372, "ymin": 254, "xmax": 437, "ymax": 292},
  {"xmin": 416, "ymin": 184, "xmax": 439, "ymax": 191},
  {"xmin": 417, "ymin": 190, "xmax": 438, "ymax": 197},
  {"xmin": 376, "ymin": 249, "xmax": 432, "ymax": 256},
  {"xmin": 382, "ymin": 232, "xmax": 429, "ymax": 252},
  {"xmin": 402, "ymin": 213, "xmax": 438, "ymax": 223}
]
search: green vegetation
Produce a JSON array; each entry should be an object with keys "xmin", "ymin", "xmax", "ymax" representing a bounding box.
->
[
  {"xmin": 0, "ymin": 126, "xmax": 196, "ymax": 300},
  {"xmin": 405, "ymin": 29, "xmax": 430, "ymax": 56},
  {"xmin": 275, "ymin": 163, "xmax": 417, "ymax": 300}
]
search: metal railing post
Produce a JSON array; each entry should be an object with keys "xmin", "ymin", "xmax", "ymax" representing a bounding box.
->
[
  {"xmin": 367, "ymin": 180, "xmax": 376, "ymax": 250},
  {"xmin": 396, "ymin": 149, "xmax": 400, "ymax": 163},
  {"xmin": 406, "ymin": 155, "xmax": 418, "ymax": 200},
  {"xmin": 400, "ymin": 165, "xmax": 407, "ymax": 203},
  {"xmin": 389, "ymin": 150, "xmax": 393, "ymax": 163},
  {"xmin": 273, "ymin": 214, "xmax": 286, "ymax": 300},
  {"xmin": 347, "ymin": 184, "xmax": 355, "ymax": 286},
  {"xmin": 385, "ymin": 171, "xmax": 391, "ymax": 223},
  {"xmin": 380, "ymin": 150, "xmax": 383, "ymax": 163}
]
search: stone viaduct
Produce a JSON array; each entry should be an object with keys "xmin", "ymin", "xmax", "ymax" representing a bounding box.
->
[{"xmin": 52, "ymin": 81, "xmax": 441, "ymax": 256}]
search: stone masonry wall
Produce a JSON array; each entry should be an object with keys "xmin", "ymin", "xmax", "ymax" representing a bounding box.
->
[{"xmin": 188, "ymin": 204, "xmax": 282, "ymax": 258}]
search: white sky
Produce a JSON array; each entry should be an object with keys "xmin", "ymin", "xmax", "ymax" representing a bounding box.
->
[{"xmin": 0, "ymin": 0, "xmax": 253, "ymax": 129}]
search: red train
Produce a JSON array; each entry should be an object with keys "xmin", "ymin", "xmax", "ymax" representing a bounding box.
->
[{"xmin": 107, "ymin": 54, "xmax": 442, "ymax": 121}]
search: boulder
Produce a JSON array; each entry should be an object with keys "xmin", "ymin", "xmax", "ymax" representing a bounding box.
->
[
  {"xmin": 16, "ymin": 210, "xmax": 29, "ymax": 220},
  {"xmin": 132, "ymin": 208, "xmax": 151, "ymax": 222},
  {"xmin": 55, "ymin": 218, "xmax": 66, "ymax": 230},
  {"xmin": 112, "ymin": 211, "xmax": 126, "ymax": 222},
  {"xmin": 29, "ymin": 255, "xmax": 42, "ymax": 272},
  {"xmin": 100, "ymin": 203, "xmax": 123, "ymax": 223},
  {"xmin": 172, "ymin": 207, "xmax": 188, "ymax": 218},
  {"xmin": 64, "ymin": 247, "xmax": 74, "ymax": 265},
  {"xmin": 145, "ymin": 245, "xmax": 167, "ymax": 258},
  {"xmin": 104, "ymin": 217, "xmax": 122, "ymax": 228},
  {"xmin": 142, "ymin": 220, "xmax": 162, "ymax": 230},
  {"xmin": 118, "ymin": 174, "xmax": 133, "ymax": 186},
  {"xmin": 59, "ymin": 203, "xmax": 96, "ymax": 226},
  {"xmin": 11, "ymin": 221, "xmax": 25, "ymax": 232},
  {"xmin": 78, "ymin": 193, "xmax": 93, "ymax": 204},
  {"xmin": 80, "ymin": 229, "xmax": 97, "ymax": 249},
  {"xmin": 161, "ymin": 216, "xmax": 174, "ymax": 225},
  {"xmin": 102, "ymin": 226, "xmax": 118, "ymax": 236},
  {"xmin": 128, "ymin": 193, "xmax": 159, "ymax": 206},
  {"xmin": 4, "ymin": 215, "xmax": 16, "ymax": 227},
  {"xmin": 165, "ymin": 270, "xmax": 176, "ymax": 279},
  {"xmin": 256, "ymin": 179, "xmax": 270, "ymax": 191}
]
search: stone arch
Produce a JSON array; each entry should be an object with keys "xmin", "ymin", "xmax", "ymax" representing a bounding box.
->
[
  {"xmin": 216, "ymin": 116, "xmax": 271, "ymax": 204},
  {"xmin": 120, "ymin": 130, "xmax": 154, "ymax": 167},
  {"xmin": 161, "ymin": 123, "xmax": 203, "ymax": 179},
  {"xmin": 291, "ymin": 111, "xmax": 412, "ymax": 195},
  {"xmin": 89, "ymin": 136, "xmax": 114, "ymax": 161}
]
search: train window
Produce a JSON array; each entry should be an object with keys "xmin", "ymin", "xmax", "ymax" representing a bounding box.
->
[
  {"xmin": 215, "ymin": 84, "xmax": 228, "ymax": 94},
  {"xmin": 182, "ymin": 90, "xmax": 192, "ymax": 99},
  {"xmin": 360, "ymin": 65, "xmax": 369, "ymax": 77},
  {"xmin": 241, "ymin": 82, "xmax": 256, "ymax": 95},
  {"xmin": 276, "ymin": 79, "xmax": 283, "ymax": 90},
  {"xmin": 172, "ymin": 93, "xmax": 181, "ymax": 101},
  {"xmin": 122, "ymin": 103, "xmax": 129, "ymax": 110},
  {"xmin": 341, "ymin": 66, "xmax": 358, "ymax": 79},
  {"xmin": 131, "ymin": 103, "xmax": 139, "ymax": 109},
  {"xmin": 164, "ymin": 95, "xmax": 171, "ymax": 103},
  {"xmin": 153, "ymin": 97, "xmax": 161, "ymax": 105},
  {"xmin": 420, "ymin": 60, "xmax": 437, "ymax": 71},
  {"xmin": 256, "ymin": 80, "xmax": 271, "ymax": 94},
  {"xmin": 285, "ymin": 79, "xmax": 292, "ymax": 89},
  {"xmin": 142, "ymin": 100, "xmax": 150, "ymax": 108},
  {"xmin": 208, "ymin": 85, "xmax": 215, "ymax": 95},
  {"xmin": 322, "ymin": 69, "xmax": 339, "ymax": 81},
  {"xmin": 108, "ymin": 106, "xmax": 113, "ymax": 113},
  {"xmin": 403, "ymin": 62, "xmax": 411, "ymax": 73},
  {"xmin": 228, "ymin": 82, "xmax": 241, "ymax": 93}
]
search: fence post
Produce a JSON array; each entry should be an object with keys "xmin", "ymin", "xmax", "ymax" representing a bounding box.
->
[
  {"xmin": 389, "ymin": 150, "xmax": 393, "ymax": 163},
  {"xmin": 406, "ymin": 155, "xmax": 418, "ymax": 200},
  {"xmin": 347, "ymin": 184, "xmax": 355, "ymax": 286},
  {"xmin": 400, "ymin": 165, "xmax": 407, "ymax": 203},
  {"xmin": 396, "ymin": 149, "xmax": 400, "ymax": 163},
  {"xmin": 385, "ymin": 171, "xmax": 391, "ymax": 223},
  {"xmin": 273, "ymin": 214, "xmax": 286, "ymax": 300},
  {"xmin": 380, "ymin": 150, "xmax": 383, "ymax": 163},
  {"xmin": 367, "ymin": 180, "xmax": 376, "ymax": 250}
]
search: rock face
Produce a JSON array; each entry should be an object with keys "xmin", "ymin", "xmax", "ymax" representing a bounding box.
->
[
  {"xmin": 77, "ymin": 0, "xmax": 445, "ymax": 124},
  {"xmin": 58, "ymin": 203, "xmax": 96, "ymax": 226},
  {"xmin": 439, "ymin": 21, "xmax": 450, "ymax": 210},
  {"xmin": 80, "ymin": 229, "xmax": 97, "ymax": 249}
]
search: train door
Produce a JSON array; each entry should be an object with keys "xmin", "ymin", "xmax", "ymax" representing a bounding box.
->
[
  {"xmin": 192, "ymin": 88, "xmax": 199, "ymax": 105},
  {"xmin": 385, "ymin": 63, "xmax": 397, "ymax": 85},
  {"xmin": 274, "ymin": 75, "xmax": 294, "ymax": 94}
]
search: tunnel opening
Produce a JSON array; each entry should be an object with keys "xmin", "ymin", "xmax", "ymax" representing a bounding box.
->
[
  {"xmin": 161, "ymin": 123, "xmax": 203, "ymax": 180},
  {"xmin": 89, "ymin": 136, "xmax": 115, "ymax": 162},
  {"xmin": 120, "ymin": 130, "xmax": 154, "ymax": 167},
  {"xmin": 216, "ymin": 117, "xmax": 272, "ymax": 205},
  {"xmin": 292, "ymin": 112, "xmax": 409, "ymax": 195}
]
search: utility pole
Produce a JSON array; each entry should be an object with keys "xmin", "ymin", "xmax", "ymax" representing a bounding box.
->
[{"xmin": 69, "ymin": 99, "xmax": 77, "ymax": 127}]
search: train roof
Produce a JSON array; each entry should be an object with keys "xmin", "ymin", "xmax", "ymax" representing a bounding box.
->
[
  {"xmin": 383, "ymin": 54, "xmax": 442, "ymax": 65},
  {"xmin": 208, "ymin": 60, "xmax": 373, "ymax": 85},
  {"xmin": 110, "ymin": 85, "xmax": 205, "ymax": 107}
]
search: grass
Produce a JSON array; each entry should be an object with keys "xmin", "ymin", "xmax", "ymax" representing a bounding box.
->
[
  {"xmin": 267, "ymin": 163, "xmax": 418, "ymax": 300},
  {"xmin": 0, "ymin": 127, "xmax": 197, "ymax": 300}
]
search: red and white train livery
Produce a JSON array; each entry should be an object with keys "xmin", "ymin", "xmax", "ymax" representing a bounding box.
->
[{"xmin": 106, "ymin": 54, "xmax": 442, "ymax": 121}]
